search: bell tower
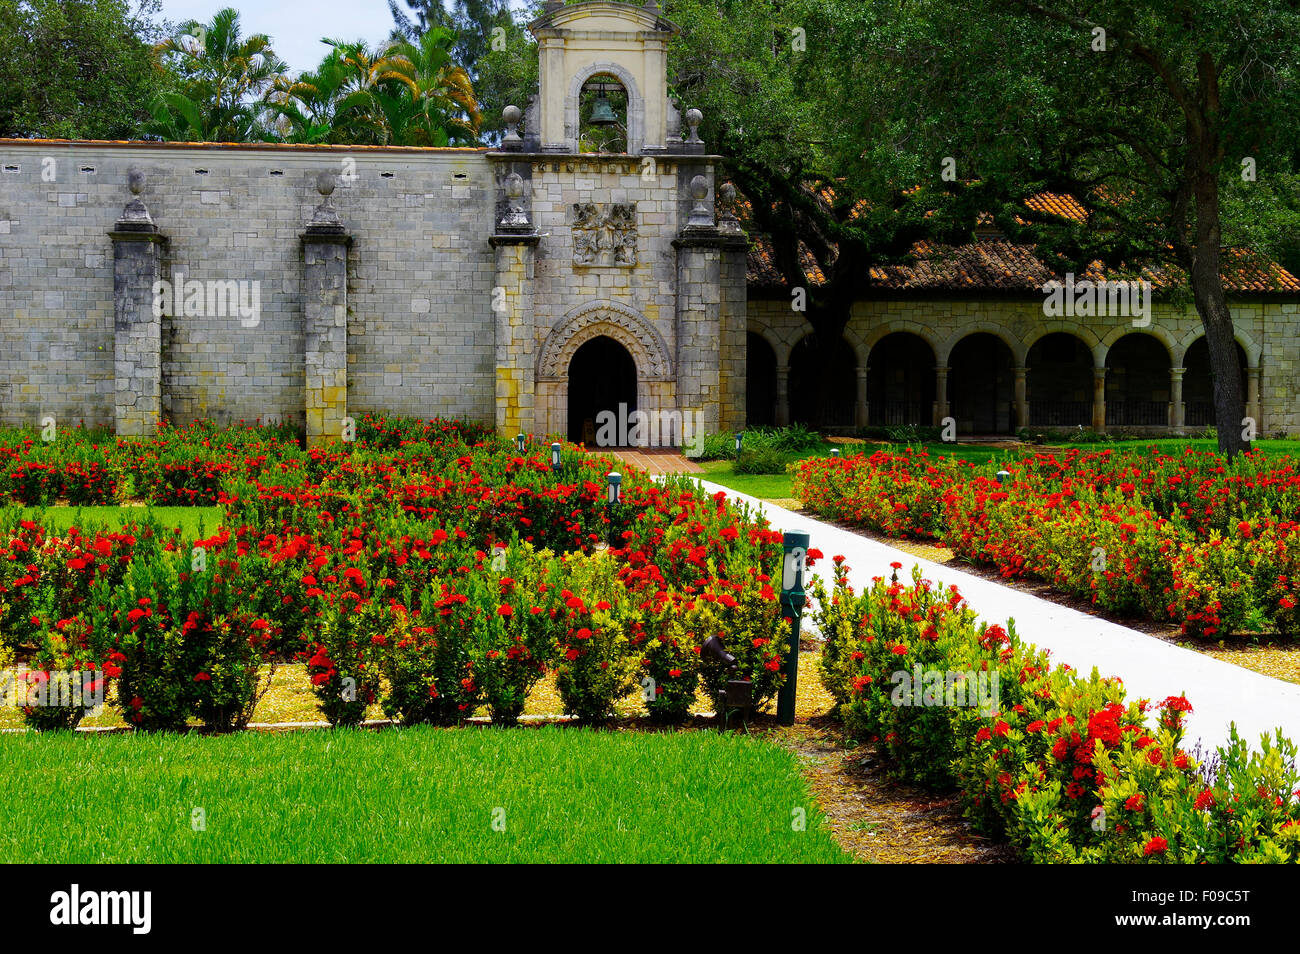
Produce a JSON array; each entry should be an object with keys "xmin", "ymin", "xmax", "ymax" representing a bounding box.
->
[
  {"xmin": 528, "ymin": 0, "xmax": 682, "ymax": 155},
  {"xmin": 488, "ymin": 0, "xmax": 748, "ymax": 446}
]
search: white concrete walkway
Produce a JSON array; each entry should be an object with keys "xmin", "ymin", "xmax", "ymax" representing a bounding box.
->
[{"xmin": 700, "ymin": 480, "xmax": 1300, "ymax": 756}]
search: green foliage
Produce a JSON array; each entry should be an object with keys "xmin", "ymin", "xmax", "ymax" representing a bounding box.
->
[
  {"xmin": 0, "ymin": 0, "xmax": 165, "ymax": 138},
  {"xmin": 148, "ymin": 7, "xmax": 288, "ymax": 142},
  {"xmin": 733, "ymin": 447, "xmax": 787, "ymax": 475}
]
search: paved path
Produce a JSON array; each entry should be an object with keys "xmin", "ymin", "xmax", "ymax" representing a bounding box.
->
[
  {"xmin": 583, "ymin": 447, "xmax": 703, "ymax": 475},
  {"xmin": 698, "ymin": 480, "xmax": 1300, "ymax": 756}
]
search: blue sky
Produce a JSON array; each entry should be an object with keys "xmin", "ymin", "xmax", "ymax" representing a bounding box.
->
[{"xmin": 152, "ymin": 1, "xmax": 530, "ymax": 75}]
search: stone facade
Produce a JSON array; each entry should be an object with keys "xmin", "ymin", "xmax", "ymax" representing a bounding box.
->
[
  {"xmin": 0, "ymin": 1, "xmax": 749, "ymax": 444},
  {"xmin": 747, "ymin": 295, "xmax": 1300, "ymax": 435},
  {"xmin": 2, "ymin": 0, "xmax": 1295, "ymax": 441}
]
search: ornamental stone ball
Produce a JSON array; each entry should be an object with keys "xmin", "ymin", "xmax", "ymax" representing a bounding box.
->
[
  {"xmin": 316, "ymin": 171, "xmax": 337, "ymax": 196},
  {"xmin": 503, "ymin": 105, "xmax": 522, "ymax": 126},
  {"xmin": 505, "ymin": 172, "xmax": 525, "ymax": 200},
  {"xmin": 685, "ymin": 108, "xmax": 703, "ymax": 143},
  {"xmin": 127, "ymin": 169, "xmax": 145, "ymax": 196},
  {"xmin": 690, "ymin": 175, "xmax": 709, "ymax": 201},
  {"xmin": 720, "ymin": 182, "xmax": 736, "ymax": 204}
]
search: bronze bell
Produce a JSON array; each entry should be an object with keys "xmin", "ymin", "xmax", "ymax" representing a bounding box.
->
[{"xmin": 589, "ymin": 91, "xmax": 619, "ymax": 126}]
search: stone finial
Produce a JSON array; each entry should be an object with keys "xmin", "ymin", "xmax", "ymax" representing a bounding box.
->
[
  {"xmin": 685, "ymin": 108, "xmax": 703, "ymax": 145},
  {"xmin": 687, "ymin": 174, "xmax": 713, "ymax": 228},
  {"xmin": 503, "ymin": 105, "xmax": 522, "ymax": 141},
  {"xmin": 306, "ymin": 171, "xmax": 343, "ymax": 233},
  {"xmin": 718, "ymin": 181, "xmax": 744, "ymax": 235},
  {"xmin": 115, "ymin": 167, "xmax": 155, "ymax": 231}
]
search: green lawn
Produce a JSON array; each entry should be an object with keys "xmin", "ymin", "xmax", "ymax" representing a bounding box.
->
[
  {"xmin": 0, "ymin": 726, "xmax": 849, "ymax": 863},
  {"xmin": 5, "ymin": 506, "xmax": 222, "ymax": 537}
]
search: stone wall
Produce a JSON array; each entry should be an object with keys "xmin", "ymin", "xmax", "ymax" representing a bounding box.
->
[{"xmin": 0, "ymin": 141, "xmax": 497, "ymax": 431}]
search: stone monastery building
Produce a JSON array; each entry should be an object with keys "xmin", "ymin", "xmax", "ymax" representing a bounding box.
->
[{"xmin": 1, "ymin": 0, "xmax": 1298, "ymax": 443}]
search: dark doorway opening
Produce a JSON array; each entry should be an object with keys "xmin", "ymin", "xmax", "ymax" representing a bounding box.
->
[
  {"xmin": 1026, "ymin": 333, "xmax": 1092, "ymax": 427},
  {"xmin": 867, "ymin": 332, "xmax": 935, "ymax": 426},
  {"xmin": 568, "ymin": 335, "xmax": 637, "ymax": 444},
  {"xmin": 1106, "ymin": 334, "xmax": 1170, "ymax": 427},
  {"xmin": 1184, "ymin": 338, "xmax": 1248, "ymax": 428},
  {"xmin": 949, "ymin": 333, "xmax": 1014, "ymax": 434},
  {"xmin": 789, "ymin": 334, "xmax": 856, "ymax": 427},
  {"xmin": 747, "ymin": 332, "xmax": 777, "ymax": 427}
]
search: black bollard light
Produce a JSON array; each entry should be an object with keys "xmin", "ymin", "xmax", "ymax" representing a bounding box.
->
[
  {"xmin": 516, "ymin": 433, "xmax": 527, "ymax": 454},
  {"xmin": 605, "ymin": 471, "xmax": 621, "ymax": 548},
  {"xmin": 550, "ymin": 442, "xmax": 562, "ymax": 473}
]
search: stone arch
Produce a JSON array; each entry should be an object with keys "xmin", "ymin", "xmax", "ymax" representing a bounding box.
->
[
  {"xmin": 865, "ymin": 330, "xmax": 936, "ymax": 428},
  {"xmin": 538, "ymin": 300, "xmax": 671, "ymax": 382},
  {"xmin": 746, "ymin": 320, "xmax": 790, "ymax": 368},
  {"xmin": 860, "ymin": 319, "xmax": 944, "ymax": 361},
  {"xmin": 536, "ymin": 301, "xmax": 675, "ymax": 441},
  {"xmin": 938, "ymin": 323, "xmax": 1025, "ymax": 366},
  {"xmin": 788, "ymin": 330, "xmax": 857, "ymax": 427},
  {"xmin": 1023, "ymin": 321, "xmax": 1102, "ymax": 356},
  {"xmin": 1176, "ymin": 327, "xmax": 1261, "ymax": 368},
  {"xmin": 566, "ymin": 63, "xmax": 645, "ymax": 155},
  {"xmin": 1098, "ymin": 324, "xmax": 1176, "ymax": 366}
]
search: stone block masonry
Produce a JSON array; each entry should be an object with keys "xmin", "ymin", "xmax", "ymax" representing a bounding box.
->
[{"xmin": 0, "ymin": 142, "xmax": 499, "ymax": 431}]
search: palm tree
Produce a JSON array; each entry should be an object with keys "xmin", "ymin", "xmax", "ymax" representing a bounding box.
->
[
  {"xmin": 149, "ymin": 7, "xmax": 287, "ymax": 142},
  {"xmin": 385, "ymin": 27, "xmax": 481, "ymax": 146},
  {"xmin": 266, "ymin": 32, "xmax": 480, "ymax": 147}
]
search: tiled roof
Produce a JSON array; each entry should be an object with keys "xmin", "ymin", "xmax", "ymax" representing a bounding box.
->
[{"xmin": 740, "ymin": 188, "xmax": 1300, "ymax": 295}]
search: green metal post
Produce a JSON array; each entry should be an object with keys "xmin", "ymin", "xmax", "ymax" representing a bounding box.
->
[{"xmin": 777, "ymin": 530, "xmax": 809, "ymax": 726}]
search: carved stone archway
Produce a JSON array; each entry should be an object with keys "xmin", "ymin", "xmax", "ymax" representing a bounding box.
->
[{"xmin": 536, "ymin": 301, "xmax": 676, "ymax": 442}]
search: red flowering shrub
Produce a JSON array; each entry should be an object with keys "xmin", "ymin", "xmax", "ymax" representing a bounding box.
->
[
  {"xmin": 2, "ymin": 419, "xmax": 793, "ymax": 730},
  {"xmin": 796, "ymin": 446, "xmax": 1300, "ymax": 639},
  {"xmin": 817, "ymin": 560, "xmax": 1300, "ymax": 863}
]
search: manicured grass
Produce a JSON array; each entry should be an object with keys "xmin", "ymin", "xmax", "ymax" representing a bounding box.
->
[
  {"xmin": 698, "ymin": 461, "xmax": 798, "ymax": 500},
  {"xmin": 0, "ymin": 726, "xmax": 849, "ymax": 863},
  {"xmin": 5, "ymin": 505, "xmax": 222, "ymax": 536}
]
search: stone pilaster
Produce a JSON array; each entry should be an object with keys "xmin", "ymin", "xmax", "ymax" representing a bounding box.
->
[
  {"xmin": 1169, "ymin": 366, "xmax": 1185, "ymax": 434},
  {"xmin": 1013, "ymin": 366, "xmax": 1028, "ymax": 429},
  {"xmin": 301, "ymin": 173, "xmax": 350, "ymax": 448},
  {"xmin": 1092, "ymin": 366, "xmax": 1107, "ymax": 432},
  {"xmin": 856, "ymin": 366, "xmax": 869, "ymax": 427},
  {"xmin": 109, "ymin": 169, "xmax": 165, "ymax": 437},
  {"xmin": 1247, "ymin": 366, "xmax": 1261, "ymax": 430},
  {"xmin": 934, "ymin": 366, "xmax": 950, "ymax": 425}
]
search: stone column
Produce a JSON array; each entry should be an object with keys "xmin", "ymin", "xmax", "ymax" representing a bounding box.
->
[
  {"xmin": 716, "ymin": 184, "xmax": 750, "ymax": 433},
  {"xmin": 1091, "ymin": 366, "xmax": 1107, "ymax": 432},
  {"xmin": 673, "ymin": 173, "xmax": 732, "ymax": 440},
  {"xmin": 300, "ymin": 173, "xmax": 351, "ymax": 448},
  {"xmin": 1247, "ymin": 366, "xmax": 1261, "ymax": 431},
  {"xmin": 856, "ymin": 366, "xmax": 869, "ymax": 427},
  {"xmin": 775, "ymin": 364, "xmax": 791, "ymax": 426},
  {"xmin": 490, "ymin": 166, "xmax": 540, "ymax": 438},
  {"xmin": 1013, "ymin": 366, "xmax": 1028, "ymax": 429},
  {"xmin": 933, "ymin": 365, "xmax": 950, "ymax": 425},
  {"xmin": 109, "ymin": 169, "xmax": 165, "ymax": 437},
  {"xmin": 1169, "ymin": 367, "xmax": 1186, "ymax": 434}
]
